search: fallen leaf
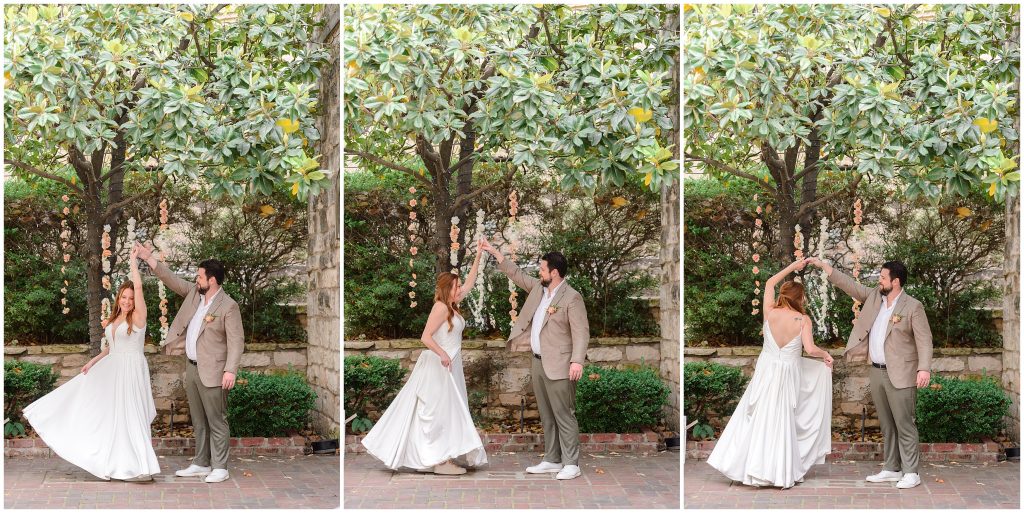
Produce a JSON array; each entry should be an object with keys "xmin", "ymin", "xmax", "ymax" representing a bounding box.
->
[
  {"xmin": 595, "ymin": 468, "xmax": 605, "ymax": 474},
  {"xmin": 243, "ymin": 471, "xmax": 253, "ymax": 477}
]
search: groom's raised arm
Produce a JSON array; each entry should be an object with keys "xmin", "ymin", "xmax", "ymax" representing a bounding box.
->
[
  {"xmin": 151, "ymin": 260, "xmax": 194, "ymax": 298},
  {"xmin": 497, "ymin": 258, "xmax": 539, "ymax": 293},
  {"xmin": 826, "ymin": 267, "xmax": 871, "ymax": 304}
]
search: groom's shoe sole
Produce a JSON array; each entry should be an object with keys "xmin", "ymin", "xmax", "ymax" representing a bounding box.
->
[
  {"xmin": 175, "ymin": 471, "xmax": 212, "ymax": 477},
  {"xmin": 866, "ymin": 476, "xmax": 903, "ymax": 483},
  {"xmin": 526, "ymin": 467, "xmax": 563, "ymax": 474}
]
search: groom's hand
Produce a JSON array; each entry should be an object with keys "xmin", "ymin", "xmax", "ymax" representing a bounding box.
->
[
  {"xmin": 222, "ymin": 371, "xmax": 236, "ymax": 390},
  {"xmin": 915, "ymin": 370, "xmax": 930, "ymax": 388},
  {"xmin": 568, "ymin": 363, "xmax": 583, "ymax": 381}
]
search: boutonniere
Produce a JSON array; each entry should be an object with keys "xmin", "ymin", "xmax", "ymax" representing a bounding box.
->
[
  {"xmin": 547, "ymin": 305, "xmax": 560, "ymax": 315},
  {"xmin": 205, "ymin": 314, "xmax": 218, "ymax": 323},
  {"xmin": 892, "ymin": 314, "xmax": 903, "ymax": 324}
]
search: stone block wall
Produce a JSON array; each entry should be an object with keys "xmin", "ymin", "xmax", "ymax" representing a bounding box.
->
[
  {"xmin": 5, "ymin": 342, "xmax": 307, "ymax": 425},
  {"xmin": 305, "ymin": 3, "xmax": 341, "ymax": 438},
  {"xmin": 684, "ymin": 345, "xmax": 1007, "ymax": 433},
  {"xmin": 345, "ymin": 337, "xmax": 663, "ymax": 423}
]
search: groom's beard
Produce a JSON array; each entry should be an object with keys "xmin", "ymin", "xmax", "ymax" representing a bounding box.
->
[
  {"xmin": 879, "ymin": 286, "xmax": 892, "ymax": 296},
  {"xmin": 198, "ymin": 285, "xmax": 209, "ymax": 295},
  {"xmin": 540, "ymin": 278, "xmax": 551, "ymax": 288}
]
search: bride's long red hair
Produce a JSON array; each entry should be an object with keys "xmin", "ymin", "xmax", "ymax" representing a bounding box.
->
[
  {"xmin": 433, "ymin": 272, "xmax": 461, "ymax": 331},
  {"xmin": 775, "ymin": 281, "xmax": 806, "ymax": 315}
]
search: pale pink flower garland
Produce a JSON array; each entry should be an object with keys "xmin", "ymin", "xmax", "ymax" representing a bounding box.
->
[
  {"xmin": 751, "ymin": 194, "xmax": 763, "ymax": 315},
  {"xmin": 408, "ymin": 187, "xmax": 419, "ymax": 308},
  {"xmin": 59, "ymin": 194, "xmax": 71, "ymax": 315},
  {"xmin": 507, "ymin": 190, "xmax": 520, "ymax": 324}
]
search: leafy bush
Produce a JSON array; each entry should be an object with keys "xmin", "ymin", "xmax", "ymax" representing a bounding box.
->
[
  {"xmin": 178, "ymin": 192, "xmax": 308, "ymax": 344},
  {"xmin": 683, "ymin": 361, "xmax": 749, "ymax": 440},
  {"xmin": 4, "ymin": 359, "xmax": 58, "ymax": 437},
  {"xmin": 227, "ymin": 369, "xmax": 317, "ymax": 437},
  {"xmin": 575, "ymin": 364, "xmax": 668, "ymax": 433},
  {"xmin": 916, "ymin": 374, "xmax": 1010, "ymax": 443},
  {"xmin": 343, "ymin": 355, "xmax": 408, "ymax": 433}
]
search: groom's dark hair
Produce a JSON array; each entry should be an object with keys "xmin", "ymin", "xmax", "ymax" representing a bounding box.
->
[
  {"xmin": 199, "ymin": 259, "xmax": 226, "ymax": 285},
  {"xmin": 881, "ymin": 260, "xmax": 908, "ymax": 288},
  {"xmin": 541, "ymin": 251, "xmax": 568, "ymax": 278}
]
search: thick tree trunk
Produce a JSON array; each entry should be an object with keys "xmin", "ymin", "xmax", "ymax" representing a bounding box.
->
[{"xmin": 1002, "ymin": 11, "xmax": 1021, "ymax": 442}]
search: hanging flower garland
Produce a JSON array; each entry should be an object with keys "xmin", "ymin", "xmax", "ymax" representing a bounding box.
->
[
  {"xmin": 157, "ymin": 199, "xmax": 170, "ymax": 345},
  {"xmin": 813, "ymin": 217, "xmax": 832, "ymax": 338},
  {"xmin": 851, "ymin": 198, "xmax": 864, "ymax": 318},
  {"xmin": 751, "ymin": 194, "xmax": 763, "ymax": 316},
  {"xmin": 792, "ymin": 223, "xmax": 804, "ymax": 283},
  {"xmin": 60, "ymin": 194, "xmax": 71, "ymax": 315},
  {"xmin": 449, "ymin": 216, "xmax": 461, "ymax": 273},
  {"xmin": 100, "ymin": 223, "xmax": 113, "ymax": 348},
  {"xmin": 471, "ymin": 208, "xmax": 488, "ymax": 328},
  {"xmin": 507, "ymin": 189, "xmax": 520, "ymax": 325},
  {"xmin": 407, "ymin": 187, "xmax": 419, "ymax": 308}
]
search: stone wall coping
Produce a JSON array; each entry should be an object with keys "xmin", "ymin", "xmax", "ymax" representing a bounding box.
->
[
  {"xmin": 345, "ymin": 431, "xmax": 665, "ymax": 454},
  {"xmin": 684, "ymin": 345, "xmax": 1005, "ymax": 357},
  {"xmin": 5, "ymin": 436, "xmax": 319, "ymax": 458},
  {"xmin": 346, "ymin": 336, "xmax": 661, "ymax": 351},
  {"xmin": 5, "ymin": 341, "xmax": 307, "ymax": 357},
  {"xmin": 686, "ymin": 440, "xmax": 1003, "ymax": 463}
]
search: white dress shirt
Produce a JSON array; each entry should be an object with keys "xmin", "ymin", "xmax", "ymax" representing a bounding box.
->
[
  {"xmin": 530, "ymin": 281, "xmax": 564, "ymax": 356},
  {"xmin": 185, "ymin": 288, "xmax": 221, "ymax": 361},
  {"xmin": 868, "ymin": 290, "xmax": 902, "ymax": 365}
]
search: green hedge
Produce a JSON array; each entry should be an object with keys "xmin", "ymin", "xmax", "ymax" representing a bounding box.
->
[
  {"xmin": 682, "ymin": 361, "xmax": 749, "ymax": 440},
  {"xmin": 343, "ymin": 355, "xmax": 408, "ymax": 433},
  {"xmin": 575, "ymin": 364, "xmax": 668, "ymax": 433},
  {"xmin": 4, "ymin": 359, "xmax": 58, "ymax": 437},
  {"xmin": 916, "ymin": 374, "xmax": 1010, "ymax": 443},
  {"xmin": 227, "ymin": 369, "xmax": 317, "ymax": 437}
]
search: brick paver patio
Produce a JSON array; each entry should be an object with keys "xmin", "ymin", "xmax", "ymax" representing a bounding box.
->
[
  {"xmin": 685, "ymin": 458, "xmax": 1020, "ymax": 509},
  {"xmin": 345, "ymin": 450, "xmax": 680, "ymax": 509},
  {"xmin": 4, "ymin": 454, "xmax": 339, "ymax": 509}
]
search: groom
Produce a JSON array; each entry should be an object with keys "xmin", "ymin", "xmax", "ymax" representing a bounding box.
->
[
  {"xmin": 809, "ymin": 258, "xmax": 932, "ymax": 489},
  {"xmin": 136, "ymin": 243, "xmax": 245, "ymax": 484},
  {"xmin": 481, "ymin": 238, "xmax": 590, "ymax": 481}
]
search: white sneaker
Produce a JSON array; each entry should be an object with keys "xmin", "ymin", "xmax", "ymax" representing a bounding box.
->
[
  {"xmin": 896, "ymin": 473, "xmax": 921, "ymax": 489},
  {"xmin": 866, "ymin": 470, "xmax": 904, "ymax": 483},
  {"xmin": 175, "ymin": 464, "xmax": 212, "ymax": 477},
  {"xmin": 526, "ymin": 461, "xmax": 564, "ymax": 474},
  {"xmin": 204, "ymin": 469, "xmax": 230, "ymax": 483},
  {"xmin": 555, "ymin": 465, "xmax": 581, "ymax": 480}
]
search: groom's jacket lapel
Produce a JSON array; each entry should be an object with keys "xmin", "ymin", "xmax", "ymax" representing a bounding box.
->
[
  {"xmin": 539, "ymin": 284, "xmax": 569, "ymax": 331},
  {"xmin": 195, "ymin": 292, "xmax": 227, "ymax": 343}
]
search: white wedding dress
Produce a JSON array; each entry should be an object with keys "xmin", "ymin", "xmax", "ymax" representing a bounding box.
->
[
  {"xmin": 361, "ymin": 311, "xmax": 488, "ymax": 470},
  {"xmin": 706, "ymin": 320, "xmax": 832, "ymax": 488},
  {"xmin": 23, "ymin": 321, "xmax": 161, "ymax": 480}
]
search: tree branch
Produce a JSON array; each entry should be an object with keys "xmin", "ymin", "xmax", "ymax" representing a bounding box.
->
[
  {"xmin": 5, "ymin": 158, "xmax": 85, "ymax": 194},
  {"xmin": 103, "ymin": 174, "xmax": 168, "ymax": 218},
  {"xmin": 346, "ymin": 149, "xmax": 432, "ymax": 187},
  {"xmin": 685, "ymin": 151, "xmax": 779, "ymax": 197},
  {"xmin": 796, "ymin": 173, "xmax": 863, "ymax": 219},
  {"xmin": 451, "ymin": 164, "xmax": 518, "ymax": 212}
]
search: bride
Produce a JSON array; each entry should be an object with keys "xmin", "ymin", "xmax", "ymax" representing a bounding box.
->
[
  {"xmin": 23, "ymin": 246, "xmax": 160, "ymax": 481},
  {"xmin": 706, "ymin": 257, "xmax": 833, "ymax": 489},
  {"xmin": 361, "ymin": 239, "xmax": 488, "ymax": 474}
]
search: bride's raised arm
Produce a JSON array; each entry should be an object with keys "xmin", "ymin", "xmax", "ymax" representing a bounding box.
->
[
  {"xmin": 763, "ymin": 258, "xmax": 809, "ymax": 315},
  {"xmin": 129, "ymin": 247, "xmax": 147, "ymax": 329},
  {"xmin": 456, "ymin": 239, "xmax": 484, "ymax": 302}
]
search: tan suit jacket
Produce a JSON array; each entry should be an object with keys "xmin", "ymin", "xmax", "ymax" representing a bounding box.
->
[
  {"xmin": 829, "ymin": 269, "xmax": 933, "ymax": 389},
  {"xmin": 154, "ymin": 261, "xmax": 245, "ymax": 388},
  {"xmin": 499, "ymin": 258, "xmax": 590, "ymax": 380}
]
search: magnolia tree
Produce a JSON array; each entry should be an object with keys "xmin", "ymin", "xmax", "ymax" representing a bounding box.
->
[
  {"xmin": 4, "ymin": 4, "xmax": 332, "ymax": 350},
  {"xmin": 344, "ymin": 4, "xmax": 679, "ymax": 273},
  {"xmin": 684, "ymin": 4, "xmax": 1020, "ymax": 262}
]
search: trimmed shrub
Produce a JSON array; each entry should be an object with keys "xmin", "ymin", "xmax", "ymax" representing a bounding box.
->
[
  {"xmin": 343, "ymin": 355, "xmax": 408, "ymax": 433},
  {"xmin": 916, "ymin": 374, "xmax": 1010, "ymax": 443},
  {"xmin": 683, "ymin": 361, "xmax": 749, "ymax": 440},
  {"xmin": 227, "ymin": 369, "xmax": 317, "ymax": 437},
  {"xmin": 4, "ymin": 359, "xmax": 58, "ymax": 437},
  {"xmin": 576, "ymin": 364, "xmax": 669, "ymax": 433}
]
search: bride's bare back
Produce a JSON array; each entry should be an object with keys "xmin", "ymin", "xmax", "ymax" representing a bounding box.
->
[{"xmin": 764, "ymin": 307, "xmax": 806, "ymax": 347}]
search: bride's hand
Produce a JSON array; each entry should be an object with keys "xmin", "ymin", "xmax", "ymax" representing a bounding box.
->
[
  {"xmin": 823, "ymin": 353, "xmax": 834, "ymax": 369},
  {"xmin": 81, "ymin": 362, "xmax": 92, "ymax": 374},
  {"xmin": 437, "ymin": 351, "xmax": 452, "ymax": 370}
]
